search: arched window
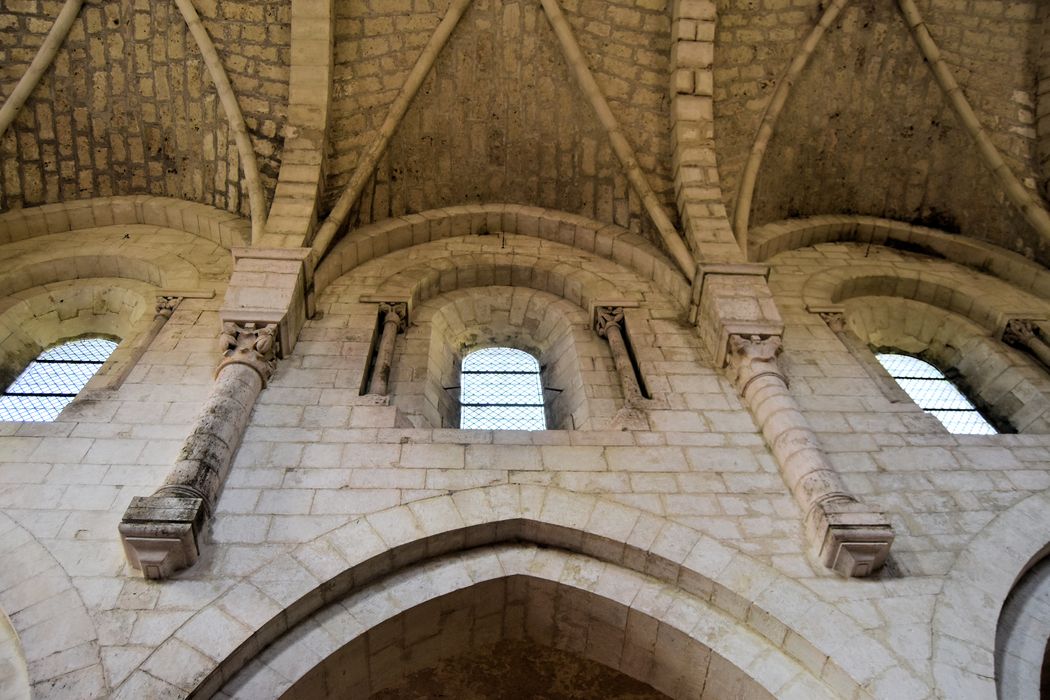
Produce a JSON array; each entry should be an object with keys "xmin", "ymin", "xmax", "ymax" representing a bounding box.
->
[
  {"xmin": 0, "ymin": 337, "xmax": 119, "ymax": 422},
  {"xmin": 459, "ymin": 347, "xmax": 546, "ymax": 430},
  {"xmin": 875, "ymin": 353, "xmax": 996, "ymax": 435}
]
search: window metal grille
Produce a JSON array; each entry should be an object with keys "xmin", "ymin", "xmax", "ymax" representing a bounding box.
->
[
  {"xmin": 876, "ymin": 353, "xmax": 996, "ymax": 435},
  {"xmin": 460, "ymin": 347, "xmax": 546, "ymax": 431},
  {"xmin": 1, "ymin": 337, "xmax": 119, "ymax": 422}
]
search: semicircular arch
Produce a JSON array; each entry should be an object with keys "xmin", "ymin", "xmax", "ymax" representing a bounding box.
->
[
  {"xmin": 801, "ymin": 263, "xmax": 1049, "ymax": 333},
  {"xmin": 314, "ymin": 205, "xmax": 691, "ymax": 308}
]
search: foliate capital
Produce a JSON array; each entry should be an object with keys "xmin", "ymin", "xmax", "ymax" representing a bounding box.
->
[
  {"xmin": 155, "ymin": 295, "xmax": 181, "ymax": 321},
  {"xmin": 1004, "ymin": 319, "xmax": 1037, "ymax": 346},
  {"xmin": 819, "ymin": 312, "xmax": 847, "ymax": 334},
  {"xmin": 594, "ymin": 306, "xmax": 625, "ymax": 338},
  {"xmin": 379, "ymin": 302, "xmax": 408, "ymax": 333},
  {"xmin": 726, "ymin": 334, "xmax": 785, "ymax": 393},
  {"xmin": 216, "ymin": 321, "xmax": 279, "ymax": 385}
]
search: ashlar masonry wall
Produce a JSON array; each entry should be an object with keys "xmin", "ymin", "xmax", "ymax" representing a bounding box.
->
[{"xmin": 0, "ymin": 213, "xmax": 1049, "ymax": 698}]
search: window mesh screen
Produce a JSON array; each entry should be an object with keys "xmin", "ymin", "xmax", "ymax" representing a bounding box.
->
[
  {"xmin": 460, "ymin": 347, "xmax": 546, "ymax": 431},
  {"xmin": 1, "ymin": 338, "xmax": 119, "ymax": 422},
  {"xmin": 876, "ymin": 353, "xmax": 996, "ymax": 435}
]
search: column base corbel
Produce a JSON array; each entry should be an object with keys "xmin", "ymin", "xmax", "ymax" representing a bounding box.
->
[
  {"xmin": 118, "ymin": 496, "xmax": 206, "ymax": 580},
  {"xmin": 807, "ymin": 498, "xmax": 894, "ymax": 578}
]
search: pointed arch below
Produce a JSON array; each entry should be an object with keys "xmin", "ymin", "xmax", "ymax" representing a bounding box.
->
[
  {"xmin": 218, "ymin": 545, "xmax": 816, "ymax": 699},
  {"xmin": 0, "ymin": 512, "xmax": 103, "ymax": 698},
  {"xmin": 933, "ymin": 490, "xmax": 1050, "ymax": 699},
  {"xmin": 750, "ymin": 216, "xmax": 1050, "ymax": 298},
  {"xmin": 166, "ymin": 485, "xmax": 902, "ymax": 700},
  {"xmin": 313, "ymin": 205, "xmax": 691, "ymax": 309}
]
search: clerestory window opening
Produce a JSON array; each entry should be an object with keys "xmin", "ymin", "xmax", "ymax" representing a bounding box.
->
[
  {"xmin": 875, "ymin": 353, "xmax": 997, "ymax": 435},
  {"xmin": 460, "ymin": 347, "xmax": 546, "ymax": 431},
  {"xmin": 0, "ymin": 337, "xmax": 119, "ymax": 422}
]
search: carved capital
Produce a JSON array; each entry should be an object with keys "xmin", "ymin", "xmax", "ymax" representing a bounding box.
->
[
  {"xmin": 1004, "ymin": 318, "xmax": 1038, "ymax": 346},
  {"xmin": 216, "ymin": 321, "xmax": 279, "ymax": 385},
  {"xmin": 594, "ymin": 306, "xmax": 625, "ymax": 338},
  {"xmin": 726, "ymin": 334, "xmax": 786, "ymax": 395},
  {"xmin": 379, "ymin": 302, "xmax": 408, "ymax": 333},
  {"xmin": 154, "ymin": 295, "xmax": 181, "ymax": 321},
  {"xmin": 819, "ymin": 312, "xmax": 846, "ymax": 333}
]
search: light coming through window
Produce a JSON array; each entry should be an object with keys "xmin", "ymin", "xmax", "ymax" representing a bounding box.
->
[
  {"xmin": 875, "ymin": 353, "xmax": 996, "ymax": 435},
  {"xmin": 460, "ymin": 347, "xmax": 546, "ymax": 431},
  {"xmin": 0, "ymin": 337, "xmax": 119, "ymax": 422}
]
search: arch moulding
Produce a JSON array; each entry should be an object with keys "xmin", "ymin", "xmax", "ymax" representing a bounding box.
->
[{"xmin": 115, "ymin": 485, "xmax": 911, "ymax": 699}]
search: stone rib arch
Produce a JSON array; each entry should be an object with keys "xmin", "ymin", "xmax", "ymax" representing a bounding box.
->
[
  {"xmin": 115, "ymin": 485, "xmax": 902, "ymax": 698},
  {"xmin": 932, "ymin": 490, "xmax": 1050, "ymax": 699},
  {"xmin": 313, "ymin": 204, "xmax": 690, "ymax": 309}
]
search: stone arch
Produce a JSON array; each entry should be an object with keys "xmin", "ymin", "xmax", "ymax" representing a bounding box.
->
[
  {"xmin": 932, "ymin": 490, "xmax": 1050, "ymax": 699},
  {"xmin": 0, "ymin": 196, "xmax": 250, "ymax": 251},
  {"xmin": 843, "ymin": 296, "xmax": 1050, "ymax": 433},
  {"xmin": 0, "ymin": 607, "xmax": 29, "ymax": 700},
  {"xmin": 372, "ymin": 252, "xmax": 626, "ymax": 323},
  {"xmin": 390, "ymin": 287, "xmax": 614, "ymax": 430},
  {"xmin": 313, "ymin": 204, "xmax": 691, "ymax": 309},
  {"xmin": 218, "ymin": 546, "xmax": 822, "ymax": 699},
  {"xmin": 115, "ymin": 485, "xmax": 905, "ymax": 698},
  {"xmin": 0, "ymin": 279, "xmax": 157, "ymax": 395},
  {"xmin": 0, "ymin": 513, "xmax": 103, "ymax": 698},
  {"xmin": 996, "ymin": 551, "xmax": 1050, "ymax": 699},
  {"xmin": 749, "ymin": 215, "xmax": 1050, "ymax": 298},
  {"xmin": 800, "ymin": 262, "xmax": 1049, "ymax": 334}
]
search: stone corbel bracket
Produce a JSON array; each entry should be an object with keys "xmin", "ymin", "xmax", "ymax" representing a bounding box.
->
[{"xmin": 696, "ymin": 270, "xmax": 894, "ymax": 577}]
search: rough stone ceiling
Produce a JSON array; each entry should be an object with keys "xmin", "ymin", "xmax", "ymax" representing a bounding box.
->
[
  {"xmin": 715, "ymin": 0, "xmax": 1048, "ymax": 261},
  {"xmin": 1, "ymin": 0, "xmax": 1048, "ymax": 263}
]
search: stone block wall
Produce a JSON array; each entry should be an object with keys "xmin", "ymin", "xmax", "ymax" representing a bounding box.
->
[{"xmin": 0, "ymin": 0, "xmax": 289, "ymax": 216}]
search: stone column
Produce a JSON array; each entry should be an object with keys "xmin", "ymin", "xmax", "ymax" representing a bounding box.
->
[
  {"xmin": 726, "ymin": 334, "xmax": 893, "ymax": 576},
  {"xmin": 367, "ymin": 302, "xmax": 407, "ymax": 396},
  {"xmin": 1003, "ymin": 319, "xmax": 1050, "ymax": 371},
  {"xmin": 119, "ymin": 321, "xmax": 278, "ymax": 579},
  {"xmin": 595, "ymin": 306, "xmax": 648, "ymax": 430},
  {"xmin": 695, "ymin": 268, "xmax": 894, "ymax": 577}
]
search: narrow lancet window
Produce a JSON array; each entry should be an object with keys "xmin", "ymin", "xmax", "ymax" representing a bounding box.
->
[
  {"xmin": 460, "ymin": 347, "xmax": 546, "ymax": 430},
  {"xmin": 876, "ymin": 353, "xmax": 996, "ymax": 435},
  {"xmin": 0, "ymin": 337, "xmax": 119, "ymax": 421}
]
